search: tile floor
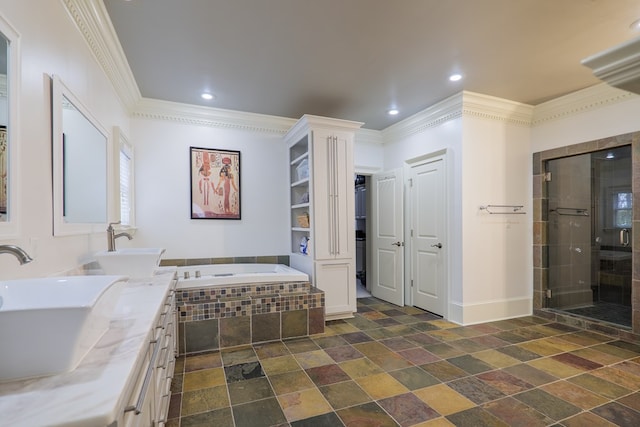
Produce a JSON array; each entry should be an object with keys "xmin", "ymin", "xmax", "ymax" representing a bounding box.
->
[{"xmin": 166, "ymin": 297, "xmax": 640, "ymax": 427}]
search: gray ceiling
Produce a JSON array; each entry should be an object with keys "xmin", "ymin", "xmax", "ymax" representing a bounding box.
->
[{"xmin": 104, "ymin": 0, "xmax": 640, "ymax": 130}]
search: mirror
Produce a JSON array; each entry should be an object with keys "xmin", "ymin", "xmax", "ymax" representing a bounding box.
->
[
  {"xmin": 0, "ymin": 14, "xmax": 19, "ymax": 237},
  {"xmin": 52, "ymin": 75, "xmax": 109, "ymax": 235}
]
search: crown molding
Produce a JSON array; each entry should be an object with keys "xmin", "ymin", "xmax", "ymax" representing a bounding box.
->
[
  {"xmin": 134, "ymin": 97, "xmax": 297, "ymax": 134},
  {"xmin": 382, "ymin": 92, "xmax": 464, "ymax": 141},
  {"xmin": 62, "ymin": 0, "xmax": 141, "ymax": 112},
  {"xmin": 461, "ymin": 91, "xmax": 533, "ymax": 127},
  {"xmin": 381, "ymin": 91, "xmax": 533, "ymax": 142},
  {"xmin": 582, "ymin": 35, "xmax": 640, "ymax": 95},
  {"xmin": 532, "ymin": 83, "xmax": 635, "ymax": 126}
]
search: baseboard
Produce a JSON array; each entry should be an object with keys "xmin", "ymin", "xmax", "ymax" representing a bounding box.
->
[{"xmin": 449, "ymin": 297, "xmax": 532, "ymax": 326}]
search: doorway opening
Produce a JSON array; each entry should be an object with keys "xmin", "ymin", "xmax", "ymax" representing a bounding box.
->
[
  {"xmin": 355, "ymin": 174, "xmax": 370, "ymax": 298},
  {"xmin": 545, "ymin": 145, "xmax": 632, "ymax": 327}
]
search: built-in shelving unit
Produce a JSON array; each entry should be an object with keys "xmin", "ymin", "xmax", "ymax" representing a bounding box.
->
[
  {"xmin": 289, "ymin": 135, "xmax": 311, "ymax": 257},
  {"xmin": 285, "ymin": 115, "xmax": 363, "ymax": 320}
]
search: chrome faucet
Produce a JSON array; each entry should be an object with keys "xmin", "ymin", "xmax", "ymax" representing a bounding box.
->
[
  {"xmin": 0, "ymin": 245, "xmax": 33, "ymax": 265},
  {"xmin": 107, "ymin": 221, "xmax": 133, "ymax": 252}
]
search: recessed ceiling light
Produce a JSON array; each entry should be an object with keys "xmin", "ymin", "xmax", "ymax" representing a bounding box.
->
[
  {"xmin": 201, "ymin": 93, "xmax": 215, "ymax": 100},
  {"xmin": 630, "ymin": 18, "xmax": 640, "ymax": 31},
  {"xmin": 388, "ymin": 108, "xmax": 399, "ymax": 116},
  {"xmin": 449, "ymin": 73, "xmax": 463, "ymax": 82}
]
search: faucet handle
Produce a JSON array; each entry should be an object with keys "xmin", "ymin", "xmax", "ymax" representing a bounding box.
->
[{"xmin": 107, "ymin": 221, "xmax": 121, "ymax": 231}]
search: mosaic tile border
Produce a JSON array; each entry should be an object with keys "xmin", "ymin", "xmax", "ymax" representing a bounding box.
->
[
  {"xmin": 160, "ymin": 254, "xmax": 290, "ymax": 267},
  {"xmin": 177, "ymin": 281, "xmax": 311, "ymax": 303}
]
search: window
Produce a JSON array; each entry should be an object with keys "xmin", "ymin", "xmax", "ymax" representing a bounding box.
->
[
  {"xmin": 613, "ymin": 191, "xmax": 632, "ymax": 228},
  {"xmin": 119, "ymin": 140, "xmax": 134, "ymax": 226}
]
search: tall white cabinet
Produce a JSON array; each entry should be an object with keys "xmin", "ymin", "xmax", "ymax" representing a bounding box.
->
[{"xmin": 285, "ymin": 115, "xmax": 363, "ymax": 320}]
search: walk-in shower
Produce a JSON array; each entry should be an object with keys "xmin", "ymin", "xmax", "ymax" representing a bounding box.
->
[{"xmin": 546, "ymin": 145, "xmax": 632, "ymax": 327}]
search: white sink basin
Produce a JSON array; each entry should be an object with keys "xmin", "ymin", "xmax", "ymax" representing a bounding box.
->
[
  {"xmin": 95, "ymin": 247, "xmax": 165, "ymax": 278},
  {"xmin": 0, "ymin": 275, "xmax": 127, "ymax": 382}
]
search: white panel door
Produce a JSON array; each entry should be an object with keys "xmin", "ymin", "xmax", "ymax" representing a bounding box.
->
[
  {"xmin": 411, "ymin": 157, "xmax": 446, "ymax": 315},
  {"xmin": 371, "ymin": 169, "xmax": 404, "ymax": 306}
]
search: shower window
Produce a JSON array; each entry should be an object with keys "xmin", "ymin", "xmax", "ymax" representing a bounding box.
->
[{"xmin": 612, "ymin": 190, "xmax": 632, "ymax": 228}]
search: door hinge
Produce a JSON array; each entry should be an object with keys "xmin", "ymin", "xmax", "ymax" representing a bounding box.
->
[
  {"xmin": 408, "ymin": 178, "xmax": 413, "ymax": 187},
  {"xmin": 544, "ymin": 172, "xmax": 552, "ymax": 182},
  {"xmin": 410, "ymin": 229, "xmax": 414, "ymax": 237},
  {"xmin": 545, "ymin": 289, "xmax": 552, "ymax": 298},
  {"xmin": 411, "ymin": 279, "xmax": 414, "ymax": 288}
]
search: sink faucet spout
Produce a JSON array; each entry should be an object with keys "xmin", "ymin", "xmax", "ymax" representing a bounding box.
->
[
  {"xmin": 107, "ymin": 221, "xmax": 133, "ymax": 252},
  {"xmin": 0, "ymin": 245, "xmax": 33, "ymax": 265}
]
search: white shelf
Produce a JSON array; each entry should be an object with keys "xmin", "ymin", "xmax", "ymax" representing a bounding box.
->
[
  {"xmin": 292, "ymin": 203, "xmax": 310, "ymax": 209},
  {"xmin": 292, "ymin": 227, "xmax": 310, "ymax": 232},
  {"xmin": 290, "ymin": 152, "xmax": 309, "ymax": 166},
  {"xmin": 291, "ymin": 178, "xmax": 309, "ymax": 187}
]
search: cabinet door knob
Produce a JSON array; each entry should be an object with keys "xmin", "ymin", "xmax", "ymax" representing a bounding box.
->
[
  {"xmin": 391, "ymin": 241, "xmax": 404, "ymax": 247},
  {"xmin": 431, "ymin": 243, "xmax": 443, "ymax": 249}
]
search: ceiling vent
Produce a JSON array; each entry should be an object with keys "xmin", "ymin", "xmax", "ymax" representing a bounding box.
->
[{"xmin": 582, "ymin": 36, "xmax": 640, "ymax": 95}]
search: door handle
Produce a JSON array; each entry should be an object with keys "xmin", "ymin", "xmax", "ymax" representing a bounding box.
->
[
  {"xmin": 620, "ymin": 229, "xmax": 630, "ymax": 247},
  {"xmin": 391, "ymin": 241, "xmax": 404, "ymax": 247},
  {"xmin": 431, "ymin": 243, "xmax": 443, "ymax": 249}
]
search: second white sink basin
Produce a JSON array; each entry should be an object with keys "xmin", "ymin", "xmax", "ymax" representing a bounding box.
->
[
  {"xmin": 0, "ymin": 275, "xmax": 127, "ymax": 382},
  {"xmin": 95, "ymin": 247, "xmax": 165, "ymax": 278}
]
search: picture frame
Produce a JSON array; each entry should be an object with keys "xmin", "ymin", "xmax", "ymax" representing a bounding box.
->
[{"xmin": 190, "ymin": 147, "xmax": 241, "ymax": 219}]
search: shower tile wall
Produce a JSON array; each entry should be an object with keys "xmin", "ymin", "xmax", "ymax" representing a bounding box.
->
[{"xmin": 533, "ymin": 132, "xmax": 640, "ymax": 339}]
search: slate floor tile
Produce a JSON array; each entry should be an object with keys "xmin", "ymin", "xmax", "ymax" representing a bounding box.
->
[{"xmin": 170, "ymin": 297, "xmax": 640, "ymax": 427}]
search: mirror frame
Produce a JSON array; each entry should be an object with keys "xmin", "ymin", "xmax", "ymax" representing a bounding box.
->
[
  {"xmin": 0, "ymin": 13, "xmax": 20, "ymax": 239},
  {"xmin": 51, "ymin": 75, "xmax": 112, "ymax": 236}
]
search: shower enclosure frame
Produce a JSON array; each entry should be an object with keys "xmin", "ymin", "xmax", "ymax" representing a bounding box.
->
[{"xmin": 533, "ymin": 131, "xmax": 639, "ymax": 340}]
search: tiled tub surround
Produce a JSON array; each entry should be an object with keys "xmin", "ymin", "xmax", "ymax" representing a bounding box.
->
[
  {"xmin": 533, "ymin": 131, "xmax": 640, "ymax": 340},
  {"xmin": 0, "ymin": 270, "xmax": 177, "ymax": 426},
  {"xmin": 176, "ymin": 281, "xmax": 325, "ymax": 354}
]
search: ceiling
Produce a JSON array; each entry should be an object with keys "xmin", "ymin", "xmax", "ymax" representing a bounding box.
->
[{"xmin": 103, "ymin": 0, "xmax": 640, "ymax": 130}]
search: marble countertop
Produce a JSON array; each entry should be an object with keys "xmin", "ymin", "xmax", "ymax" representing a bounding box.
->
[{"xmin": 0, "ymin": 269, "xmax": 176, "ymax": 426}]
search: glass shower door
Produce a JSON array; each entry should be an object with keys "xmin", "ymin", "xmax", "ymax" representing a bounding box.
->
[{"xmin": 546, "ymin": 145, "xmax": 632, "ymax": 327}]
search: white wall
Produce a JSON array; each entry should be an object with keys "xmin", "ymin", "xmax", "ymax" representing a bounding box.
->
[
  {"xmin": 378, "ymin": 92, "xmax": 534, "ymax": 325},
  {"xmin": 459, "ymin": 115, "xmax": 532, "ymax": 324},
  {"xmin": 0, "ymin": 1, "xmax": 129, "ymax": 279},
  {"xmin": 381, "ymin": 112, "xmax": 464, "ymax": 316},
  {"xmin": 532, "ymin": 87, "xmax": 640, "ymax": 152},
  {"xmin": 354, "ymin": 129, "xmax": 384, "ymax": 173},
  {"xmin": 131, "ymin": 118, "xmax": 289, "ymax": 259}
]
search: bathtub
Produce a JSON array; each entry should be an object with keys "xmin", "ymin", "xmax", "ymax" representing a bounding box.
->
[{"xmin": 176, "ymin": 263, "xmax": 309, "ymax": 289}]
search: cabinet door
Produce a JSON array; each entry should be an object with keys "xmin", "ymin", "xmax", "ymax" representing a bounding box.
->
[
  {"xmin": 312, "ymin": 129, "xmax": 355, "ymax": 260},
  {"xmin": 315, "ymin": 260, "xmax": 356, "ymax": 319}
]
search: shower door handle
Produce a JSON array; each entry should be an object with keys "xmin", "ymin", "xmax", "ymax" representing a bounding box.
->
[{"xmin": 620, "ymin": 228, "xmax": 630, "ymax": 247}]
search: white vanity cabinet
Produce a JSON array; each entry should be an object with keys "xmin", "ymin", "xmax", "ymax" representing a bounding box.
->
[
  {"xmin": 285, "ymin": 115, "xmax": 362, "ymax": 320},
  {"xmin": 0, "ymin": 271, "xmax": 178, "ymax": 427},
  {"xmin": 123, "ymin": 278, "xmax": 177, "ymax": 427}
]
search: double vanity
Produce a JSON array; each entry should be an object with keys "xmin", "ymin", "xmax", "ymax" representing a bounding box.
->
[{"xmin": 0, "ymin": 249, "xmax": 175, "ymax": 426}]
